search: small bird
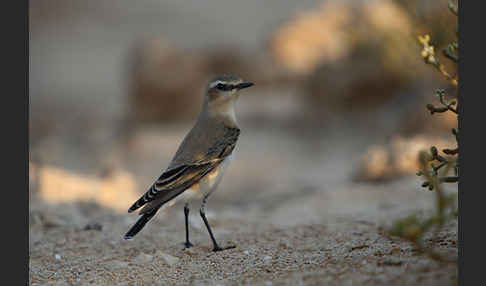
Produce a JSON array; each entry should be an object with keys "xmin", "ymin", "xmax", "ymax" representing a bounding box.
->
[{"xmin": 124, "ymin": 75, "xmax": 254, "ymax": 252}]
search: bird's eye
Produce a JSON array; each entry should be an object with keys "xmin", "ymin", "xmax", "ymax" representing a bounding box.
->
[{"xmin": 216, "ymin": 83, "xmax": 225, "ymax": 90}]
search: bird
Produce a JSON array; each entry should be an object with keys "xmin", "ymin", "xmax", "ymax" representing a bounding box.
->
[{"xmin": 124, "ymin": 75, "xmax": 254, "ymax": 252}]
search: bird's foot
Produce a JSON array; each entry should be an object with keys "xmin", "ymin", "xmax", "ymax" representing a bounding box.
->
[
  {"xmin": 183, "ymin": 242, "xmax": 194, "ymax": 250},
  {"xmin": 212, "ymin": 244, "xmax": 236, "ymax": 252}
]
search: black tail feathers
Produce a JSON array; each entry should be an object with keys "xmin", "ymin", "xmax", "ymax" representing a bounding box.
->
[
  {"xmin": 128, "ymin": 194, "xmax": 149, "ymax": 213},
  {"xmin": 124, "ymin": 209, "xmax": 157, "ymax": 240}
]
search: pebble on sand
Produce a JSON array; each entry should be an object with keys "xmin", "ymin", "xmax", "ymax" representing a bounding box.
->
[
  {"xmin": 133, "ymin": 253, "xmax": 153, "ymax": 264},
  {"xmin": 156, "ymin": 251, "xmax": 180, "ymax": 266}
]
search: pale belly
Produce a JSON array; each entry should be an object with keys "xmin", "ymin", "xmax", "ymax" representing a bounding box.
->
[{"xmin": 169, "ymin": 153, "xmax": 234, "ymax": 206}]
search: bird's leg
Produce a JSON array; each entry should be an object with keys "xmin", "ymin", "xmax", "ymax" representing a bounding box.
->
[
  {"xmin": 199, "ymin": 197, "xmax": 236, "ymax": 252},
  {"xmin": 183, "ymin": 203, "xmax": 194, "ymax": 249}
]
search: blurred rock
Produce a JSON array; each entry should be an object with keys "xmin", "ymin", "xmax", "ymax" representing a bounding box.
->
[
  {"xmin": 30, "ymin": 162, "xmax": 139, "ymax": 212},
  {"xmin": 269, "ymin": 2, "xmax": 352, "ymax": 76},
  {"xmin": 269, "ymin": 0, "xmax": 437, "ymax": 113},
  {"xmin": 354, "ymin": 135, "xmax": 456, "ymax": 181},
  {"xmin": 270, "ymin": 0, "xmax": 420, "ymax": 75}
]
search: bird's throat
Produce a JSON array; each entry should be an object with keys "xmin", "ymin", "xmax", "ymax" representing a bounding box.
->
[{"xmin": 208, "ymin": 99, "xmax": 238, "ymax": 125}]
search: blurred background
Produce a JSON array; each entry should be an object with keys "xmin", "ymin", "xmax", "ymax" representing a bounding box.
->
[{"xmin": 29, "ymin": 0, "xmax": 457, "ymax": 237}]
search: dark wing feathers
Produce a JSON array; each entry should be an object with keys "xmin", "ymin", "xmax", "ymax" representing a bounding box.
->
[
  {"xmin": 143, "ymin": 161, "xmax": 222, "ymax": 212},
  {"xmin": 127, "ymin": 126, "xmax": 240, "ymax": 213},
  {"xmin": 128, "ymin": 162, "xmax": 217, "ymax": 213}
]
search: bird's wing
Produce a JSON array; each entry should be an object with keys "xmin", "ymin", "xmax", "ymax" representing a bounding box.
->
[
  {"xmin": 127, "ymin": 127, "xmax": 239, "ymax": 213},
  {"xmin": 127, "ymin": 159, "xmax": 222, "ymax": 213}
]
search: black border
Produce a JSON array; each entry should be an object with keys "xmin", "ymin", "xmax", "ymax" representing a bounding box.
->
[
  {"xmin": 3, "ymin": 0, "xmax": 28, "ymax": 284},
  {"xmin": 459, "ymin": 0, "xmax": 479, "ymax": 285},
  {"xmin": 457, "ymin": 0, "xmax": 463, "ymax": 282}
]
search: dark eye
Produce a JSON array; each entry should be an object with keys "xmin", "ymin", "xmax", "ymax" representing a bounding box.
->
[{"xmin": 216, "ymin": 83, "xmax": 225, "ymax": 90}]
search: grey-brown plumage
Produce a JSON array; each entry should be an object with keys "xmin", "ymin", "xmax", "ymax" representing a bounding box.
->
[{"xmin": 124, "ymin": 75, "xmax": 253, "ymax": 251}]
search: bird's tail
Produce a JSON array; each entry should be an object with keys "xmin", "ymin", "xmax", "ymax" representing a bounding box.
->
[{"xmin": 124, "ymin": 209, "xmax": 158, "ymax": 240}]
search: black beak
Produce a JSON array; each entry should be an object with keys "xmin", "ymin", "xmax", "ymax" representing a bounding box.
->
[{"xmin": 236, "ymin": 82, "xmax": 254, "ymax": 90}]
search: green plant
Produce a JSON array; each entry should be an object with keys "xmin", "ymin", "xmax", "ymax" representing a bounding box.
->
[{"xmin": 388, "ymin": 0, "xmax": 458, "ymax": 262}]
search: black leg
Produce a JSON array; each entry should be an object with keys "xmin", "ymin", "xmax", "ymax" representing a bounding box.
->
[
  {"xmin": 199, "ymin": 207, "xmax": 236, "ymax": 252},
  {"xmin": 183, "ymin": 204, "xmax": 193, "ymax": 249}
]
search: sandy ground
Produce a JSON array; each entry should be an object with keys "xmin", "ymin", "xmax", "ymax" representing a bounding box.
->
[
  {"xmin": 29, "ymin": 211, "xmax": 457, "ymax": 286},
  {"xmin": 29, "ymin": 117, "xmax": 458, "ymax": 285}
]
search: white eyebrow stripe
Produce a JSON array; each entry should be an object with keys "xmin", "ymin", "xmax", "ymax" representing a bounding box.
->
[{"xmin": 209, "ymin": 80, "xmax": 226, "ymax": 89}]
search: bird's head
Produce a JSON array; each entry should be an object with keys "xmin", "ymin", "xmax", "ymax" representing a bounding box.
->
[
  {"xmin": 203, "ymin": 75, "xmax": 254, "ymax": 119},
  {"xmin": 206, "ymin": 75, "xmax": 253, "ymax": 104}
]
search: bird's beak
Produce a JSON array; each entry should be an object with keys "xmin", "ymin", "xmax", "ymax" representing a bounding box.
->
[{"xmin": 236, "ymin": 82, "xmax": 254, "ymax": 90}]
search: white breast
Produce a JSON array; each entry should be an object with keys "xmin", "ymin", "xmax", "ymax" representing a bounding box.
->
[{"xmin": 200, "ymin": 153, "xmax": 233, "ymax": 194}]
